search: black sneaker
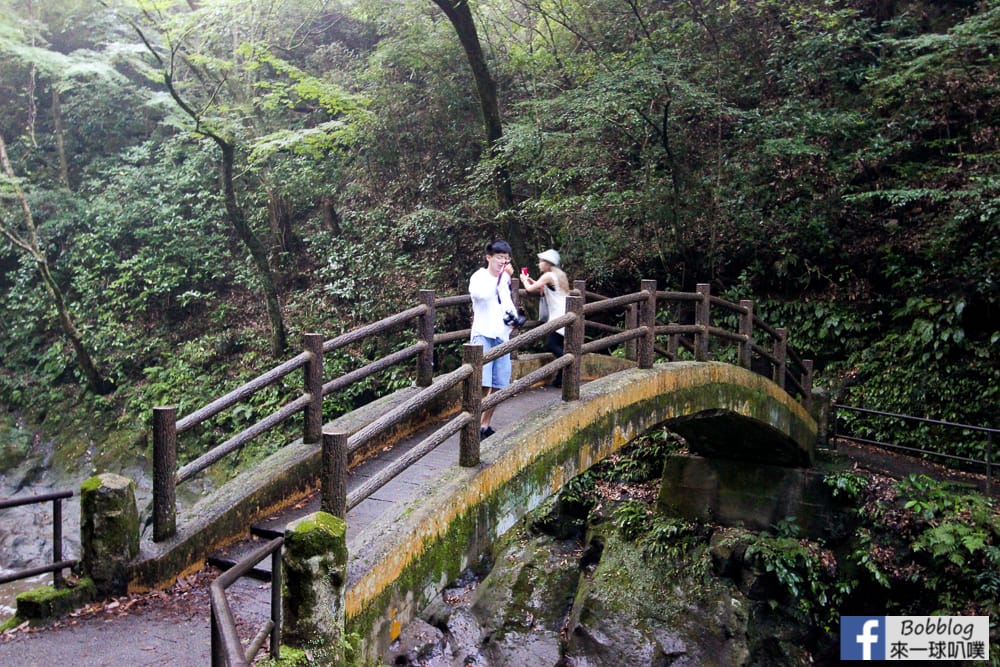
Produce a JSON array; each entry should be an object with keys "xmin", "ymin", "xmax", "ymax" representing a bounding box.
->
[{"xmin": 480, "ymin": 426, "xmax": 496, "ymax": 439}]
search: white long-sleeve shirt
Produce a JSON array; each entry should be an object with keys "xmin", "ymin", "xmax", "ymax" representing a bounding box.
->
[{"xmin": 469, "ymin": 267, "xmax": 515, "ymax": 341}]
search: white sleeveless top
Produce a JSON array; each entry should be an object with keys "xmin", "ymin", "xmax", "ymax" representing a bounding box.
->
[{"xmin": 542, "ymin": 282, "xmax": 568, "ymax": 336}]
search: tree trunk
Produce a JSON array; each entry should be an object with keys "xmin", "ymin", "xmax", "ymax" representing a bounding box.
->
[
  {"xmin": 432, "ymin": 0, "xmax": 527, "ymax": 259},
  {"xmin": 37, "ymin": 260, "xmax": 112, "ymax": 394},
  {"xmin": 218, "ymin": 140, "xmax": 288, "ymax": 356},
  {"xmin": 52, "ymin": 87, "xmax": 70, "ymax": 188},
  {"xmin": 267, "ymin": 189, "xmax": 298, "ymax": 255},
  {"xmin": 131, "ymin": 18, "xmax": 288, "ymax": 357},
  {"xmin": 322, "ymin": 197, "xmax": 342, "ymax": 234},
  {"xmin": 0, "ymin": 134, "xmax": 111, "ymax": 395}
]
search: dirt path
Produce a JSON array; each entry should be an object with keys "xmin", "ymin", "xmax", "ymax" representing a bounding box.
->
[{"xmin": 834, "ymin": 439, "xmax": 997, "ymax": 497}]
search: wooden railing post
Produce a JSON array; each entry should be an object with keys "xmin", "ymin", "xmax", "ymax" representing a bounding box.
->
[
  {"xmin": 801, "ymin": 359, "xmax": 814, "ymax": 409},
  {"xmin": 417, "ymin": 290, "xmax": 435, "ymax": 387},
  {"xmin": 624, "ymin": 304, "xmax": 638, "ymax": 361},
  {"xmin": 695, "ymin": 283, "xmax": 711, "ymax": 361},
  {"xmin": 460, "ymin": 344, "xmax": 483, "ymax": 467},
  {"xmin": 303, "ymin": 333, "xmax": 324, "ymax": 444},
  {"xmin": 773, "ymin": 327, "xmax": 787, "ymax": 389},
  {"xmin": 738, "ymin": 300, "xmax": 754, "ymax": 369},
  {"xmin": 573, "ymin": 279, "xmax": 587, "ymax": 302},
  {"xmin": 321, "ymin": 430, "xmax": 348, "ymax": 519},
  {"xmin": 152, "ymin": 406, "xmax": 177, "ymax": 542},
  {"xmin": 638, "ymin": 279, "xmax": 657, "ymax": 369},
  {"xmin": 563, "ymin": 295, "xmax": 584, "ymax": 401}
]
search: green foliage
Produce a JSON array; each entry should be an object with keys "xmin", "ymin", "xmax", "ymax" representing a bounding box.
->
[
  {"xmin": 597, "ymin": 428, "xmax": 679, "ymax": 483},
  {"xmin": 0, "ymin": 411, "xmax": 33, "ymax": 470},
  {"xmin": 612, "ymin": 500, "xmax": 652, "ymax": 541},
  {"xmin": 750, "ymin": 296, "xmax": 882, "ymax": 366},
  {"xmin": 0, "ymin": 0, "xmax": 997, "ymax": 567},
  {"xmin": 839, "ymin": 293, "xmax": 998, "ymax": 458},
  {"xmin": 851, "ymin": 528, "xmax": 891, "ymax": 589},
  {"xmin": 559, "ymin": 470, "xmax": 596, "ymax": 508},
  {"xmin": 613, "ymin": 500, "xmax": 698, "ymax": 561},
  {"xmin": 688, "ymin": 472, "xmax": 999, "ymax": 639},
  {"xmin": 743, "ymin": 530, "xmax": 842, "ymax": 623},
  {"xmin": 823, "ymin": 470, "xmax": 868, "ymax": 501},
  {"xmin": 892, "ymin": 475, "xmax": 1000, "ymax": 614},
  {"xmin": 254, "ymin": 629, "xmax": 368, "ymax": 666}
]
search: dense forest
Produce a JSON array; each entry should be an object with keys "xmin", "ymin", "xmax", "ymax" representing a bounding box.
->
[{"xmin": 0, "ymin": 0, "xmax": 997, "ymax": 467}]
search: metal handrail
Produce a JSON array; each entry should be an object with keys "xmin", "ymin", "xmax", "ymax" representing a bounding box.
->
[
  {"xmin": 831, "ymin": 403, "xmax": 996, "ymax": 495},
  {"xmin": 0, "ymin": 490, "xmax": 77, "ymax": 588},
  {"xmin": 210, "ymin": 537, "xmax": 283, "ymax": 667}
]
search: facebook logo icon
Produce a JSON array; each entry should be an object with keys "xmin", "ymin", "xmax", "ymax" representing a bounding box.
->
[{"xmin": 841, "ymin": 616, "xmax": 886, "ymax": 660}]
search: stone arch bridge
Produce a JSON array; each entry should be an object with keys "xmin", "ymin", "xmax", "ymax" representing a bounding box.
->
[
  {"xmin": 73, "ymin": 280, "xmax": 822, "ymax": 664},
  {"xmin": 339, "ymin": 357, "xmax": 817, "ymax": 659}
]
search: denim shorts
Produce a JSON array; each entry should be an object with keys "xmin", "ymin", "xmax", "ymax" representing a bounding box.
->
[{"xmin": 471, "ymin": 335, "xmax": 511, "ymax": 389}]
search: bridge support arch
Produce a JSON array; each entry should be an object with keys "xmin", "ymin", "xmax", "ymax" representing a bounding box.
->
[{"xmin": 347, "ymin": 360, "xmax": 817, "ymax": 661}]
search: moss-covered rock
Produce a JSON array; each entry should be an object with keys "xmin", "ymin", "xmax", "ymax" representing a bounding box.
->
[
  {"xmin": 401, "ymin": 499, "xmax": 824, "ymax": 666},
  {"xmin": 14, "ymin": 577, "xmax": 96, "ymax": 622},
  {"xmin": 562, "ymin": 519, "xmax": 752, "ymax": 666},
  {"xmin": 80, "ymin": 473, "xmax": 139, "ymax": 596},
  {"xmin": 282, "ymin": 511, "xmax": 348, "ymax": 658}
]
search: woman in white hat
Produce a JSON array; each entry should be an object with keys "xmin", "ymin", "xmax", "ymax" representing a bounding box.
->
[{"xmin": 522, "ymin": 249, "xmax": 569, "ymax": 387}]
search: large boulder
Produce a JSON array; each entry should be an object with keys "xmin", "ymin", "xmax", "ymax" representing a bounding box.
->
[
  {"xmin": 562, "ymin": 521, "xmax": 751, "ymax": 666},
  {"xmin": 394, "ymin": 500, "xmax": 819, "ymax": 666}
]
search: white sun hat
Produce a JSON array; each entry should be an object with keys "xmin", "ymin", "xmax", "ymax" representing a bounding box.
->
[{"xmin": 537, "ymin": 249, "xmax": 561, "ymax": 266}]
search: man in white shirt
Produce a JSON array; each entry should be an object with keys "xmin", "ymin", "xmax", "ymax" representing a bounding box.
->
[{"xmin": 469, "ymin": 239, "xmax": 518, "ymax": 438}]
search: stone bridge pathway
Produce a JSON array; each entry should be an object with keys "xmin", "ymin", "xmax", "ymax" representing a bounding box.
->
[
  {"xmin": 0, "ymin": 385, "xmax": 563, "ymax": 667},
  {"xmin": 214, "ymin": 384, "xmax": 564, "ymax": 576}
]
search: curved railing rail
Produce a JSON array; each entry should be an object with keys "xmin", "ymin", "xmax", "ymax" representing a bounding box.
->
[
  {"xmin": 151, "ymin": 280, "xmax": 814, "ymax": 541},
  {"xmin": 0, "ymin": 490, "xmax": 76, "ymax": 588},
  {"xmin": 210, "ymin": 536, "xmax": 283, "ymax": 667}
]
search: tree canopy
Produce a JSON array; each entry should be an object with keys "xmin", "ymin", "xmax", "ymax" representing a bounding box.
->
[{"xmin": 1, "ymin": 0, "xmax": 997, "ymax": 445}]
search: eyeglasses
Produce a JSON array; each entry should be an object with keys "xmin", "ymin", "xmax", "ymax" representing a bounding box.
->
[{"xmin": 490, "ymin": 255, "xmax": 511, "ymax": 263}]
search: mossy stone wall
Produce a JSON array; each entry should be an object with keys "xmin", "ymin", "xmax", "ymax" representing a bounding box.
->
[
  {"xmin": 658, "ymin": 454, "xmax": 839, "ymax": 536},
  {"xmin": 13, "ymin": 578, "xmax": 97, "ymax": 622}
]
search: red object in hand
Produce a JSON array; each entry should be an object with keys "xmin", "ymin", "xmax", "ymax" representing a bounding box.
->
[{"xmin": 521, "ymin": 267, "xmax": 529, "ymax": 276}]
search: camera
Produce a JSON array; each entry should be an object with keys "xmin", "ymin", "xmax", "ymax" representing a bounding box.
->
[{"xmin": 503, "ymin": 310, "xmax": 527, "ymax": 328}]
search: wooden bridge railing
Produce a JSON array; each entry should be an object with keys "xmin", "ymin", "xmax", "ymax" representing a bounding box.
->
[{"xmin": 151, "ymin": 279, "xmax": 813, "ymax": 541}]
